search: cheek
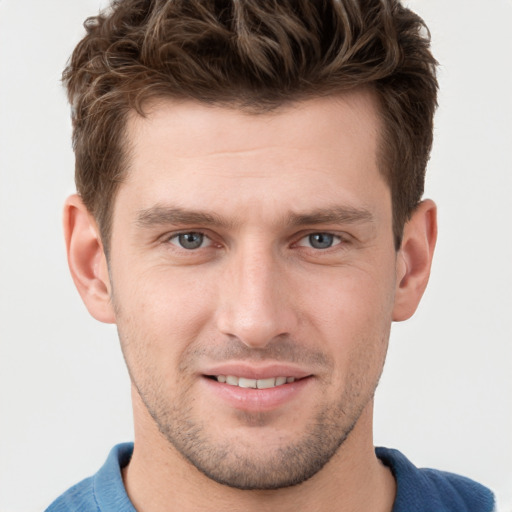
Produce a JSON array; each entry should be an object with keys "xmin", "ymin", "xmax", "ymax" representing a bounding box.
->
[
  {"xmin": 296, "ymin": 264, "xmax": 395, "ymax": 382},
  {"xmin": 111, "ymin": 262, "xmax": 218, "ymax": 361},
  {"xmin": 298, "ymin": 263, "xmax": 396, "ymax": 333}
]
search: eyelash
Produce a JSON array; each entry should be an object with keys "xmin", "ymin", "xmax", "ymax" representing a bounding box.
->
[
  {"xmin": 164, "ymin": 230, "xmax": 348, "ymax": 252},
  {"xmin": 167, "ymin": 232, "xmax": 214, "ymax": 250},
  {"xmin": 295, "ymin": 233, "xmax": 344, "ymax": 250}
]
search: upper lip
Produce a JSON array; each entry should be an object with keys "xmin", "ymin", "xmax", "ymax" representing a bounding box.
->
[{"xmin": 201, "ymin": 363, "xmax": 312, "ymax": 380}]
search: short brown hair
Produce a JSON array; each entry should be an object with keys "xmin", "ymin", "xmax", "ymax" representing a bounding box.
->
[{"xmin": 63, "ymin": 0, "xmax": 438, "ymax": 251}]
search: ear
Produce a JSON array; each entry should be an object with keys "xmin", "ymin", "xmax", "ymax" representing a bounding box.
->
[
  {"xmin": 392, "ymin": 199, "xmax": 437, "ymax": 322},
  {"xmin": 63, "ymin": 194, "xmax": 116, "ymax": 323}
]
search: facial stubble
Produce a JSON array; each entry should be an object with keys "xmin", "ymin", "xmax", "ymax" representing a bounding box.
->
[{"xmin": 120, "ymin": 332, "xmax": 387, "ymax": 491}]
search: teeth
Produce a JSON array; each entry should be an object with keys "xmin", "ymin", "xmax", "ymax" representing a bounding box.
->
[
  {"xmin": 257, "ymin": 377, "xmax": 276, "ymax": 389},
  {"xmin": 215, "ymin": 375, "xmax": 296, "ymax": 389},
  {"xmin": 238, "ymin": 377, "xmax": 257, "ymax": 388}
]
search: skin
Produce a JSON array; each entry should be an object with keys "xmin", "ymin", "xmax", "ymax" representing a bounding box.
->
[{"xmin": 64, "ymin": 91, "xmax": 437, "ymax": 512}]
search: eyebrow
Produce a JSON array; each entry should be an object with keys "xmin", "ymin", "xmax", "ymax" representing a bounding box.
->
[
  {"xmin": 286, "ymin": 206, "xmax": 374, "ymax": 227},
  {"xmin": 136, "ymin": 206, "xmax": 233, "ymax": 228},
  {"xmin": 135, "ymin": 205, "xmax": 374, "ymax": 229}
]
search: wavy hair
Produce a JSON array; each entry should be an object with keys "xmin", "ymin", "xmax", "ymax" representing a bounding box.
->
[{"xmin": 63, "ymin": 0, "xmax": 438, "ymax": 250}]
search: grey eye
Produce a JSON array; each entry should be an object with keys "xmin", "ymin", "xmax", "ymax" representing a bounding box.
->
[
  {"xmin": 174, "ymin": 232, "xmax": 205, "ymax": 250},
  {"xmin": 308, "ymin": 233, "xmax": 336, "ymax": 249}
]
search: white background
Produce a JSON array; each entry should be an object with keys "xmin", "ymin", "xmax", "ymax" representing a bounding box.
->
[{"xmin": 0, "ymin": 1, "xmax": 511, "ymax": 510}]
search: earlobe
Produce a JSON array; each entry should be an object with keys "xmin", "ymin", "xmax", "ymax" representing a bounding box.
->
[
  {"xmin": 392, "ymin": 199, "xmax": 437, "ymax": 322},
  {"xmin": 63, "ymin": 194, "xmax": 116, "ymax": 324}
]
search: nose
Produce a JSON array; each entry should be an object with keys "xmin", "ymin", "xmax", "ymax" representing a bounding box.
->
[{"xmin": 215, "ymin": 243, "xmax": 298, "ymax": 349}]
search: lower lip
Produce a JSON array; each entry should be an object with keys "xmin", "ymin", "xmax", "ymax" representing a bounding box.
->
[{"xmin": 201, "ymin": 376, "xmax": 312, "ymax": 412}]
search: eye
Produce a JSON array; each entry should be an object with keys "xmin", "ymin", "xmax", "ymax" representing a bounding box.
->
[
  {"xmin": 297, "ymin": 233, "xmax": 342, "ymax": 250},
  {"xmin": 169, "ymin": 232, "xmax": 210, "ymax": 250}
]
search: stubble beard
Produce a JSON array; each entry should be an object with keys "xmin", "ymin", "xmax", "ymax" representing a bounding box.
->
[
  {"xmin": 131, "ymin": 367, "xmax": 377, "ymax": 491},
  {"xmin": 116, "ymin": 308, "xmax": 387, "ymax": 491}
]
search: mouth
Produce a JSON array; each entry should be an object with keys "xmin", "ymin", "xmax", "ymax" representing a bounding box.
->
[
  {"xmin": 201, "ymin": 369, "xmax": 313, "ymax": 412},
  {"xmin": 200, "ymin": 364, "xmax": 314, "ymax": 412},
  {"xmin": 206, "ymin": 375, "xmax": 298, "ymax": 389}
]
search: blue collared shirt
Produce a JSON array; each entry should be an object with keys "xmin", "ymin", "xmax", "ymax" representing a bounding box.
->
[{"xmin": 46, "ymin": 443, "xmax": 495, "ymax": 511}]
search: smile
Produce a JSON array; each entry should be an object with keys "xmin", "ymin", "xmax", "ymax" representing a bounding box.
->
[
  {"xmin": 213, "ymin": 375, "xmax": 296, "ymax": 389},
  {"xmin": 203, "ymin": 371, "xmax": 312, "ymax": 411}
]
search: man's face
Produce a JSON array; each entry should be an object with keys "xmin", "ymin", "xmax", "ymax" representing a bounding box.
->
[{"xmin": 108, "ymin": 92, "xmax": 400, "ymax": 489}]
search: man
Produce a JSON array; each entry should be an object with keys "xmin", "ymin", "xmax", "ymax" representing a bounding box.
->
[{"xmin": 46, "ymin": 0, "xmax": 495, "ymax": 510}]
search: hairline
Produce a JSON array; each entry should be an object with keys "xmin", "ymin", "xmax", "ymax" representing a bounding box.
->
[{"xmin": 96, "ymin": 87, "xmax": 401, "ymax": 258}]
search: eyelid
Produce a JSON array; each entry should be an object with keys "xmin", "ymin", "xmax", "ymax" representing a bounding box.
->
[
  {"xmin": 159, "ymin": 229, "xmax": 351, "ymax": 252},
  {"xmin": 292, "ymin": 229, "xmax": 354, "ymax": 255},
  {"xmin": 294, "ymin": 232, "xmax": 345, "ymax": 248},
  {"xmin": 165, "ymin": 230, "xmax": 215, "ymax": 249}
]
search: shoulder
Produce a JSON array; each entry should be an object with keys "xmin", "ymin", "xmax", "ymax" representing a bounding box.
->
[
  {"xmin": 45, "ymin": 443, "xmax": 135, "ymax": 512},
  {"xmin": 376, "ymin": 447, "xmax": 495, "ymax": 512},
  {"xmin": 45, "ymin": 475, "xmax": 98, "ymax": 512}
]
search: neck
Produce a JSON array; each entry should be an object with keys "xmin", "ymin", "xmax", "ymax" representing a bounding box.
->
[{"xmin": 122, "ymin": 392, "xmax": 396, "ymax": 512}]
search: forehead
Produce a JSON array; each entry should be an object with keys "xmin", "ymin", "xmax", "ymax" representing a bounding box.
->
[
  {"xmin": 127, "ymin": 91, "xmax": 381, "ymax": 161},
  {"xmin": 118, "ymin": 91, "xmax": 389, "ymax": 225}
]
